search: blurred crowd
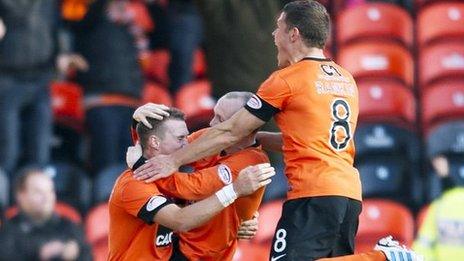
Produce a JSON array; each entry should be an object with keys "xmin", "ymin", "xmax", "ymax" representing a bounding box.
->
[{"xmin": 0, "ymin": 0, "xmax": 463, "ymax": 260}]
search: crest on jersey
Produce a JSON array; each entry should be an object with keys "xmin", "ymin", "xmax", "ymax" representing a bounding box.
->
[
  {"xmin": 247, "ymin": 95, "xmax": 262, "ymax": 109},
  {"xmin": 217, "ymin": 164, "xmax": 232, "ymax": 185},
  {"xmin": 146, "ymin": 196, "xmax": 167, "ymax": 212}
]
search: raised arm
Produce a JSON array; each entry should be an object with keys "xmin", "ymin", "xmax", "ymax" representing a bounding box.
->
[{"xmin": 134, "ymin": 108, "xmax": 266, "ymax": 181}]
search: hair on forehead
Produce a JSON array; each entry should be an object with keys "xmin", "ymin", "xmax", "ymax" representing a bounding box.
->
[{"xmin": 136, "ymin": 107, "xmax": 185, "ymax": 147}]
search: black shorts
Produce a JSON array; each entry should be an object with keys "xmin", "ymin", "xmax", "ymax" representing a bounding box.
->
[{"xmin": 269, "ymin": 196, "xmax": 362, "ymax": 261}]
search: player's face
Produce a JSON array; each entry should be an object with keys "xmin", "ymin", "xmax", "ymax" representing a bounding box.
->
[
  {"xmin": 273, "ymin": 12, "xmax": 292, "ymax": 68},
  {"xmin": 210, "ymin": 97, "xmax": 243, "ymax": 126},
  {"xmin": 159, "ymin": 119, "xmax": 189, "ymax": 154}
]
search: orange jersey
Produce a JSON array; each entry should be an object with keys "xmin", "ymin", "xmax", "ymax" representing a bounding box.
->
[
  {"xmin": 108, "ymin": 170, "xmax": 175, "ymax": 261},
  {"xmin": 245, "ymin": 57, "xmax": 362, "ymax": 201},
  {"xmin": 152, "ymin": 129, "xmax": 269, "ymax": 260}
]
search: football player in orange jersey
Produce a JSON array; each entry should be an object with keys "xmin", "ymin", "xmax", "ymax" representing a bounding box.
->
[
  {"xmin": 108, "ymin": 107, "xmax": 275, "ymax": 260},
  {"xmin": 130, "ymin": 1, "xmax": 420, "ymax": 261}
]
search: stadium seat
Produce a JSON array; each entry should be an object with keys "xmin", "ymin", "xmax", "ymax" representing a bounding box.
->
[
  {"xmin": 50, "ymin": 81, "xmax": 84, "ymax": 130},
  {"xmin": 338, "ymin": 43, "xmax": 414, "ymax": 87},
  {"xmin": 337, "ymin": 3, "xmax": 413, "ymax": 47},
  {"xmin": 0, "ymin": 169, "xmax": 9, "ymax": 213},
  {"xmin": 86, "ymin": 203, "xmax": 109, "ymax": 261},
  {"xmin": 419, "ymin": 42, "xmax": 464, "ymax": 87},
  {"xmin": 355, "ymin": 123, "xmax": 420, "ymax": 159},
  {"xmin": 253, "ymin": 200, "xmax": 284, "ymax": 246},
  {"xmin": 141, "ymin": 81, "xmax": 173, "ymax": 106},
  {"xmin": 416, "ymin": 204, "xmax": 430, "ymax": 233},
  {"xmin": 421, "ymin": 80, "xmax": 464, "ymax": 130},
  {"xmin": 44, "ymin": 162, "xmax": 92, "ymax": 213},
  {"xmin": 417, "ymin": 2, "xmax": 464, "ymax": 46},
  {"xmin": 358, "ymin": 80, "xmax": 415, "ymax": 125},
  {"xmin": 356, "ymin": 199, "xmax": 414, "ymax": 253},
  {"xmin": 427, "ymin": 120, "xmax": 464, "ymax": 159},
  {"xmin": 5, "ymin": 201, "xmax": 82, "ymax": 224},
  {"xmin": 141, "ymin": 49, "xmax": 170, "ymax": 85},
  {"xmin": 175, "ymin": 80, "xmax": 215, "ymax": 130},
  {"xmin": 233, "ymin": 241, "xmax": 269, "ymax": 261},
  {"xmin": 93, "ymin": 164, "xmax": 126, "ymax": 204}
]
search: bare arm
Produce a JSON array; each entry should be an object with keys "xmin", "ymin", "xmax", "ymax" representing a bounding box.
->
[
  {"xmin": 172, "ymin": 108, "xmax": 266, "ymax": 166},
  {"xmin": 256, "ymin": 131, "xmax": 283, "ymax": 152},
  {"xmin": 153, "ymin": 164, "xmax": 275, "ymax": 232}
]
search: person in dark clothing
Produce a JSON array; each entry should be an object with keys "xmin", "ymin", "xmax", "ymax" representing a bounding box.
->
[
  {"xmin": 0, "ymin": 0, "xmax": 87, "ymax": 175},
  {"xmin": 0, "ymin": 166, "xmax": 91, "ymax": 261},
  {"xmin": 66, "ymin": 0, "xmax": 146, "ymax": 174}
]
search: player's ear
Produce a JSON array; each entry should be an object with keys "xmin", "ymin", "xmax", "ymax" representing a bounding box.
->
[
  {"xmin": 290, "ymin": 27, "xmax": 299, "ymax": 42},
  {"xmin": 148, "ymin": 135, "xmax": 161, "ymax": 151}
]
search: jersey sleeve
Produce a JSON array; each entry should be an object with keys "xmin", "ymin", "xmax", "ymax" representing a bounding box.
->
[
  {"xmin": 120, "ymin": 179, "xmax": 173, "ymax": 224},
  {"xmin": 245, "ymin": 72, "xmax": 292, "ymax": 122},
  {"xmin": 235, "ymin": 187, "xmax": 265, "ymax": 221},
  {"xmin": 156, "ymin": 148, "xmax": 270, "ymax": 202}
]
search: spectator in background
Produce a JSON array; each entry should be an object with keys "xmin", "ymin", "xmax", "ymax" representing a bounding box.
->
[
  {"xmin": 66, "ymin": 0, "xmax": 147, "ymax": 175},
  {"xmin": 0, "ymin": 0, "xmax": 87, "ymax": 175},
  {"xmin": 0, "ymin": 167, "xmax": 91, "ymax": 261},
  {"xmin": 413, "ymin": 155, "xmax": 464, "ymax": 260},
  {"xmin": 196, "ymin": 0, "xmax": 285, "ymax": 99}
]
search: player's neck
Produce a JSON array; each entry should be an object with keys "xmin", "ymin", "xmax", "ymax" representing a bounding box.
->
[
  {"xmin": 289, "ymin": 46, "xmax": 325, "ymax": 64},
  {"xmin": 143, "ymin": 148, "xmax": 158, "ymax": 160}
]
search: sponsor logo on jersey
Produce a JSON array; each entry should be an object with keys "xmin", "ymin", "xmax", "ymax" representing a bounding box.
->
[{"xmin": 155, "ymin": 226, "xmax": 173, "ymax": 247}]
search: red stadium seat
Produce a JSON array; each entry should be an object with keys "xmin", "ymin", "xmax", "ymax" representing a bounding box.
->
[
  {"xmin": 416, "ymin": 204, "xmax": 430, "ymax": 234},
  {"xmin": 141, "ymin": 49, "xmax": 170, "ymax": 85},
  {"xmin": 419, "ymin": 42, "xmax": 464, "ymax": 87},
  {"xmin": 358, "ymin": 80, "xmax": 416, "ymax": 125},
  {"xmin": 50, "ymin": 81, "xmax": 84, "ymax": 128},
  {"xmin": 85, "ymin": 203, "xmax": 109, "ymax": 261},
  {"xmin": 175, "ymin": 80, "xmax": 215, "ymax": 129},
  {"xmin": 338, "ymin": 43, "xmax": 414, "ymax": 88},
  {"xmin": 5, "ymin": 201, "xmax": 82, "ymax": 224},
  {"xmin": 421, "ymin": 80, "xmax": 464, "ymax": 130},
  {"xmin": 233, "ymin": 241, "xmax": 269, "ymax": 261},
  {"xmin": 337, "ymin": 3, "xmax": 413, "ymax": 47},
  {"xmin": 142, "ymin": 81, "xmax": 173, "ymax": 106},
  {"xmin": 356, "ymin": 199, "xmax": 414, "ymax": 253},
  {"xmin": 417, "ymin": 2, "xmax": 464, "ymax": 46},
  {"xmin": 252, "ymin": 200, "xmax": 284, "ymax": 246}
]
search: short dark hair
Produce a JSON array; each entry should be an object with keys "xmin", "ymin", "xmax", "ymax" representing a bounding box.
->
[
  {"xmin": 282, "ymin": 0, "xmax": 330, "ymax": 49},
  {"xmin": 14, "ymin": 166, "xmax": 46, "ymax": 193},
  {"xmin": 136, "ymin": 107, "xmax": 186, "ymax": 147}
]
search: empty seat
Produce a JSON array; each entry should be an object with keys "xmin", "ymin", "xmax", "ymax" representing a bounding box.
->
[
  {"xmin": 358, "ymin": 157, "xmax": 406, "ymax": 198},
  {"xmin": 175, "ymin": 80, "xmax": 215, "ymax": 130},
  {"xmin": 417, "ymin": 2, "xmax": 464, "ymax": 46},
  {"xmin": 253, "ymin": 200, "xmax": 284, "ymax": 246},
  {"xmin": 338, "ymin": 43, "xmax": 414, "ymax": 87},
  {"xmin": 337, "ymin": 3, "xmax": 413, "ymax": 47},
  {"xmin": 86, "ymin": 203, "xmax": 109, "ymax": 261},
  {"xmin": 50, "ymin": 81, "xmax": 84, "ymax": 130},
  {"xmin": 0, "ymin": 169, "xmax": 8, "ymax": 213},
  {"xmin": 356, "ymin": 199, "xmax": 414, "ymax": 253},
  {"xmin": 5, "ymin": 201, "xmax": 82, "ymax": 224},
  {"xmin": 93, "ymin": 164, "xmax": 126, "ymax": 204},
  {"xmin": 421, "ymin": 80, "xmax": 464, "ymax": 130},
  {"xmin": 358, "ymin": 80, "xmax": 415, "ymax": 125},
  {"xmin": 419, "ymin": 42, "xmax": 464, "ymax": 87},
  {"xmin": 141, "ymin": 81, "xmax": 173, "ymax": 106},
  {"xmin": 44, "ymin": 162, "xmax": 92, "ymax": 213}
]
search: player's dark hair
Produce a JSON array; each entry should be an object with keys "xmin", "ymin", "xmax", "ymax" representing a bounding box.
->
[
  {"xmin": 136, "ymin": 107, "xmax": 185, "ymax": 148},
  {"xmin": 282, "ymin": 0, "xmax": 330, "ymax": 49}
]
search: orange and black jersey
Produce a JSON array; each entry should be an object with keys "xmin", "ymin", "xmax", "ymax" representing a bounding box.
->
[
  {"xmin": 108, "ymin": 170, "xmax": 175, "ymax": 261},
  {"xmin": 245, "ymin": 57, "xmax": 362, "ymax": 201}
]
